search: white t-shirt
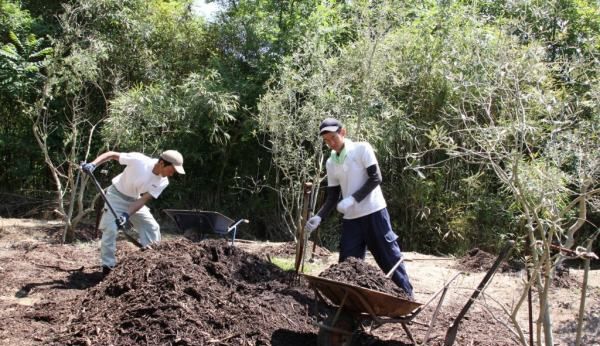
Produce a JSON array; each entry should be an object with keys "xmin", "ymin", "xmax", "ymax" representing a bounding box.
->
[
  {"xmin": 326, "ymin": 139, "xmax": 386, "ymax": 220},
  {"xmin": 111, "ymin": 152, "xmax": 169, "ymax": 199}
]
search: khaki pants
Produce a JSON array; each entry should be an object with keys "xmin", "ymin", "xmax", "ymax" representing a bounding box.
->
[{"xmin": 99, "ymin": 185, "xmax": 160, "ymax": 268}]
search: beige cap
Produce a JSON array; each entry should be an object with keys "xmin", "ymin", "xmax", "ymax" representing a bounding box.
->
[{"xmin": 160, "ymin": 150, "xmax": 185, "ymax": 174}]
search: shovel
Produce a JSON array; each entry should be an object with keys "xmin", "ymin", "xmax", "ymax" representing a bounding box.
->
[
  {"xmin": 295, "ymin": 182, "xmax": 313, "ymax": 274},
  {"xmin": 83, "ymin": 169, "xmax": 144, "ymax": 249},
  {"xmin": 444, "ymin": 240, "xmax": 515, "ymax": 346},
  {"xmin": 385, "ymin": 256, "xmax": 405, "ymax": 278}
]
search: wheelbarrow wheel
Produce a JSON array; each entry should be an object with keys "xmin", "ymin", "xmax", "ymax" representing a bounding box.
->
[{"xmin": 317, "ymin": 311, "xmax": 359, "ymax": 346}]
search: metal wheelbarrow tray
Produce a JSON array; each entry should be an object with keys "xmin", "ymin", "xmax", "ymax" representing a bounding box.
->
[
  {"xmin": 303, "ymin": 272, "xmax": 465, "ymax": 346},
  {"xmin": 304, "ymin": 274, "xmax": 422, "ymax": 317},
  {"xmin": 163, "ymin": 209, "xmax": 248, "ymax": 246},
  {"xmin": 303, "ymin": 274, "xmax": 424, "ymax": 345},
  {"xmin": 303, "ymin": 241, "xmax": 514, "ymax": 346}
]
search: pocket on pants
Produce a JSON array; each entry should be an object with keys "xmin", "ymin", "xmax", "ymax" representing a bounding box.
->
[{"xmin": 384, "ymin": 230, "xmax": 398, "ymax": 243}]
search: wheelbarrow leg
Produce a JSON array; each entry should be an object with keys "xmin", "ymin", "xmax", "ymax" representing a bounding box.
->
[
  {"xmin": 226, "ymin": 219, "xmax": 249, "ymax": 246},
  {"xmin": 423, "ymin": 272, "xmax": 463, "ymax": 345},
  {"xmin": 401, "ymin": 323, "xmax": 417, "ymax": 345},
  {"xmin": 332, "ymin": 292, "xmax": 349, "ymax": 324},
  {"xmin": 317, "ymin": 291, "xmax": 359, "ymax": 346}
]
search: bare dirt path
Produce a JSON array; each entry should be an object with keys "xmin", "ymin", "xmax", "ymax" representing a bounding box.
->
[
  {"xmin": 1, "ymin": 218, "xmax": 598, "ymax": 345},
  {"xmin": 239, "ymin": 240, "xmax": 600, "ymax": 345}
]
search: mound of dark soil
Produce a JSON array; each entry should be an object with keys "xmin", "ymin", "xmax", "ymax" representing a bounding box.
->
[
  {"xmin": 457, "ymin": 248, "xmax": 577, "ymax": 289},
  {"xmin": 455, "ymin": 248, "xmax": 514, "ymax": 273},
  {"xmin": 318, "ymin": 257, "xmax": 410, "ymax": 299},
  {"xmin": 51, "ymin": 239, "xmax": 319, "ymax": 346}
]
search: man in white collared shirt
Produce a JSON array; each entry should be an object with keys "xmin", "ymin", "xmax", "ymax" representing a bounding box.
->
[
  {"xmin": 305, "ymin": 118, "xmax": 413, "ymax": 299},
  {"xmin": 81, "ymin": 150, "xmax": 185, "ymax": 275}
]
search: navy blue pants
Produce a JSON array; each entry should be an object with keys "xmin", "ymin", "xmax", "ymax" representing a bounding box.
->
[{"xmin": 339, "ymin": 208, "xmax": 413, "ymax": 297}]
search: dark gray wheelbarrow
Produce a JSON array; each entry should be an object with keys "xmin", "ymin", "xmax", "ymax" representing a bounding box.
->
[{"xmin": 163, "ymin": 209, "xmax": 249, "ymax": 246}]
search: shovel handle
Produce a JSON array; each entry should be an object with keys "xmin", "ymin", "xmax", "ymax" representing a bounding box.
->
[
  {"xmin": 385, "ymin": 256, "xmax": 405, "ymax": 278},
  {"xmin": 83, "ymin": 169, "xmax": 144, "ymax": 249},
  {"xmin": 295, "ymin": 182, "xmax": 313, "ymax": 273},
  {"xmin": 85, "ymin": 170, "xmax": 120, "ymax": 222}
]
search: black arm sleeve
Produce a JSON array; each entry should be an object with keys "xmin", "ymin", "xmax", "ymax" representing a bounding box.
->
[
  {"xmin": 316, "ymin": 185, "xmax": 341, "ymax": 220},
  {"xmin": 351, "ymin": 164, "xmax": 382, "ymax": 202}
]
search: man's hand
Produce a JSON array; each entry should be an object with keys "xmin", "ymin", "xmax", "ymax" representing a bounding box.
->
[
  {"xmin": 115, "ymin": 212, "xmax": 130, "ymax": 228},
  {"xmin": 304, "ymin": 215, "xmax": 321, "ymax": 234},
  {"xmin": 80, "ymin": 162, "xmax": 96, "ymax": 174},
  {"xmin": 337, "ymin": 196, "xmax": 356, "ymax": 214}
]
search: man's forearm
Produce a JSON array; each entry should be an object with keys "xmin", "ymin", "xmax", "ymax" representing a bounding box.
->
[
  {"xmin": 92, "ymin": 151, "xmax": 120, "ymax": 166},
  {"xmin": 352, "ymin": 164, "xmax": 382, "ymax": 202},
  {"xmin": 91, "ymin": 151, "xmax": 120, "ymax": 166},
  {"xmin": 127, "ymin": 193, "xmax": 153, "ymax": 215},
  {"xmin": 316, "ymin": 185, "xmax": 341, "ymax": 220}
]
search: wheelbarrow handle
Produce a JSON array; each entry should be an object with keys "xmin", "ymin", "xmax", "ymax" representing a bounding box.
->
[
  {"xmin": 226, "ymin": 219, "xmax": 249, "ymax": 247},
  {"xmin": 227, "ymin": 219, "xmax": 250, "ymax": 232}
]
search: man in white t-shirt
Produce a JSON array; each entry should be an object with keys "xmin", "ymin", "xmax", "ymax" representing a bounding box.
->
[
  {"xmin": 81, "ymin": 150, "xmax": 185, "ymax": 275},
  {"xmin": 304, "ymin": 118, "xmax": 414, "ymax": 299}
]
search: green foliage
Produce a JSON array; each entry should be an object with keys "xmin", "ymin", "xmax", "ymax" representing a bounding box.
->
[
  {"xmin": 255, "ymin": 0, "xmax": 598, "ymax": 257},
  {"xmin": 145, "ymin": 1, "xmax": 212, "ymax": 79},
  {"xmin": 0, "ymin": 0, "xmax": 596, "ymax": 265},
  {"xmin": 0, "ymin": 1, "xmax": 34, "ymax": 37},
  {"xmin": 0, "ymin": 31, "xmax": 52, "ymax": 98},
  {"xmin": 269, "ymin": 256, "xmax": 295, "ymax": 271},
  {"xmin": 104, "ymin": 71, "xmax": 239, "ymax": 152}
]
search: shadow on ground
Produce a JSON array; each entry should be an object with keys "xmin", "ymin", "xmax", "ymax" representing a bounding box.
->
[{"xmin": 15, "ymin": 268, "xmax": 104, "ymax": 298}]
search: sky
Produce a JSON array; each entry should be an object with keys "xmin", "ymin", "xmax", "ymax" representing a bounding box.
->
[{"xmin": 191, "ymin": 0, "xmax": 221, "ymax": 21}]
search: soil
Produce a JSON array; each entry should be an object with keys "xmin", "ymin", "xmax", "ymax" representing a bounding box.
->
[
  {"xmin": 455, "ymin": 247, "xmax": 516, "ymax": 273},
  {"xmin": 1, "ymin": 218, "xmax": 599, "ymax": 346},
  {"xmin": 319, "ymin": 257, "xmax": 411, "ymax": 300}
]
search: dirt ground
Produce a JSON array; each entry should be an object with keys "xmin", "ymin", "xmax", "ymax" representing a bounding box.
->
[{"xmin": 0, "ymin": 218, "xmax": 599, "ymax": 345}]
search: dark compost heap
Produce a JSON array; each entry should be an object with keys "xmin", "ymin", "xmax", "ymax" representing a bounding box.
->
[
  {"xmin": 318, "ymin": 257, "xmax": 411, "ymax": 300},
  {"xmin": 52, "ymin": 239, "xmax": 318, "ymax": 346}
]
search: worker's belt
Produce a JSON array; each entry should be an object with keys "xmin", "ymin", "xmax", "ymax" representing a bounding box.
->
[{"xmin": 107, "ymin": 185, "xmax": 137, "ymax": 202}]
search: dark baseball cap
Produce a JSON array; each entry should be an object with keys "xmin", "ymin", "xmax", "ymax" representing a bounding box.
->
[{"xmin": 319, "ymin": 118, "xmax": 343, "ymax": 135}]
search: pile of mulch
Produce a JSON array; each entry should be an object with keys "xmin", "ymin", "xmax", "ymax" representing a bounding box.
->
[
  {"xmin": 44, "ymin": 223, "xmax": 99, "ymax": 243},
  {"xmin": 50, "ymin": 239, "xmax": 320, "ymax": 346},
  {"xmin": 552, "ymin": 265, "xmax": 578, "ymax": 288},
  {"xmin": 1, "ymin": 226, "xmax": 527, "ymax": 346},
  {"xmin": 318, "ymin": 257, "xmax": 410, "ymax": 299},
  {"xmin": 457, "ymin": 248, "xmax": 577, "ymax": 289},
  {"xmin": 455, "ymin": 248, "xmax": 515, "ymax": 273},
  {"xmin": 266, "ymin": 241, "xmax": 331, "ymax": 258}
]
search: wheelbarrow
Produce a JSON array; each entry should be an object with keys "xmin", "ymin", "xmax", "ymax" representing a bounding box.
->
[
  {"xmin": 304, "ymin": 241, "xmax": 515, "ymax": 346},
  {"xmin": 303, "ymin": 272, "xmax": 462, "ymax": 345},
  {"xmin": 163, "ymin": 209, "xmax": 249, "ymax": 246}
]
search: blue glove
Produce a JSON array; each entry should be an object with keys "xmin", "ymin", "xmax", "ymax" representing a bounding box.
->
[
  {"xmin": 115, "ymin": 212, "xmax": 129, "ymax": 228},
  {"xmin": 80, "ymin": 162, "xmax": 96, "ymax": 174}
]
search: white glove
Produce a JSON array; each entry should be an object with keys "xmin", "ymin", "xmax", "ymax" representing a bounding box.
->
[
  {"xmin": 337, "ymin": 196, "xmax": 356, "ymax": 214},
  {"xmin": 304, "ymin": 215, "xmax": 321, "ymax": 234}
]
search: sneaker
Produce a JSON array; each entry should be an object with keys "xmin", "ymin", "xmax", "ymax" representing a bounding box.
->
[{"xmin": 102, "ymin": 265, "xmax": 112, "ymax": 275}]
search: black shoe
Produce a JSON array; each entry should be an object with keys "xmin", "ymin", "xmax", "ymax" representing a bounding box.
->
[{"xmin": 102, "ymin": 265, "xmax": 112, "ymax": 275}]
